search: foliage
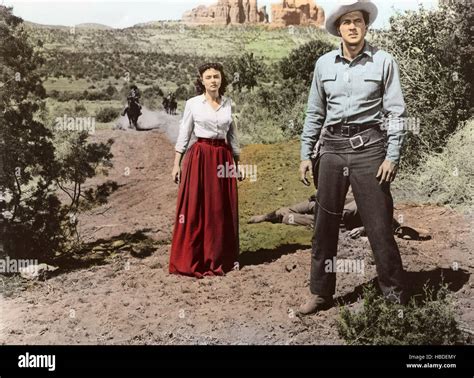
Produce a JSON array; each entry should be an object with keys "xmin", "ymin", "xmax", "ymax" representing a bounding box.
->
[
  {"xmin": 0, "ymin": 6, "xmax": 113, "ymax": 261},
  {"xmin": 394, "ymin": 120, "xmax": 474, "ymax": 211},
  {"xmin": 95, "ymin": 106, "xmax": 120, "ymax": 123},
  {"xmin": 229, "ymin": 52, "xmax": 266, "ymax": 92},
  {"xmin": 279, "ymin": 39, "xmax": 335, "ymax": 86},
  {"xmin": 372, "ymin": 1, "xmax": 472, "ymax": 167},
  {"xmin": 337, "ymin": 283, "xmax": 465, "ymax": 345}
]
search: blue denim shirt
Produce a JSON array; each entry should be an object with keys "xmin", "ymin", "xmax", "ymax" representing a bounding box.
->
[{"xmin": 300, "ymin": 41, "xmax": 407, "ymax": 163}]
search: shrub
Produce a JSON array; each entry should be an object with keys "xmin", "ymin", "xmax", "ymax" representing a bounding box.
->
[
  {"xmin": 372, "ymin": 2, "xmax": 472, "ymax": 167},
  {"xmin": 279, "ymin": 39, "xmax": 334, "ymax": 86},
  {"xmin": 73, "ymin": 103, "xmax": 87, "ymax": 115},
  {"xmin": 142, "ymin": 84, "xmax": 164, "ymax": 99},
  {"xmin": 0, "ymin": 6, "xmax": 113, "ymax": 261},
  {"xmin": 104, "ymin": 84, "xmax": 119, "ymax": 99},
  {"xmin": 394, "ymin": 120, "xmax": 473, "ymax": 210},
  {"xmin": 229, "ymin": 52, "xmax": 266, "ymax": 92},
  {"xmin": 95, "ymin": 107, "xmax": 120, "ymax": 123},
  {"xmin": 337, "ymin": 283, "xmax": 465, "ymax": 345}
]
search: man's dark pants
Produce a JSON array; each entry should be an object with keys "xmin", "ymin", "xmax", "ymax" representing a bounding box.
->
[{"xmin": 310, "ymin": 127, "xmax": 407, "ymax": 303}]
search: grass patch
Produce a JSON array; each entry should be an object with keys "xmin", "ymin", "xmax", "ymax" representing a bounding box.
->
[{"xmin": 238, "ymin": 139, "xmax": 314, "ymax": 253}]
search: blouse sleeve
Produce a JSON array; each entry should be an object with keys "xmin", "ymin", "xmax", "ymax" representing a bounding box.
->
[
  {"xmin": 226, "ymin": 119, "xmax": 240, "ymax": 157},
  {"xmin": 175, "ymin": 100, "xmax": 194, "ymax": 154}
]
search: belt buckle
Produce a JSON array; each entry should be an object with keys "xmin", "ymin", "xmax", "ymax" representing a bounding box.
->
[
  {"xmin": 341, "ymin": 125, "xmax": 350, "ymax": 137},
  {"xmin": 349, "ymin": 135, "xmax": 364, "ymax": 149}
]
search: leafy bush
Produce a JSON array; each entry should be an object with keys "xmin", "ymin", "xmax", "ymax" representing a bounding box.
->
[
  {"xmin": 142, "ymin": 84, "xmax": 164, "ymax": 99},
  {"xmin": 372, "ymin": 1, "xmax": 472, "ymax": 167},
  {"xmin": 394, "ymin": 120, "xmax": 473, "ymax": 210},
  {"xmin": 73, "ymin": 102, "xmax": 87, "ymax": 115},
  {"xmin": 95, "ymin": 107, "xmax": 120, "ymax": 123},
  {"xmin": 337, "ymin": 283, "xmax": 465, "ymax": 345},
  {"xmin": 104, "ymin": 83, "xmax": 119, "ymax": 99},
  {"xmin": 229, "ymin": 52, "xmax": 266, "ymax": 92},
  {"xmin": 0, "ymin": 6, "xmax": 113, "ymax": 261},
  {"xmin": 279, "ymin": 39, "xmax": 334, "ymax": 86},
  {"xmin": 49, "ymin": 89, "xmax": 116, "ymax": 102}
]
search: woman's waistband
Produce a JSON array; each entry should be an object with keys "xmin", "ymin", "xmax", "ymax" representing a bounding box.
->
[{"xmin": 197, "ymin": 137, "xmax": 227, "ymax": 146}]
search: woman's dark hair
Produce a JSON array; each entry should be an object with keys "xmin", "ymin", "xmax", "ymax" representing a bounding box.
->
[
  {"xmin": 130, "ymin": 84, "xmax": 138, "ymax": 90},
  {"xmin": 194, "ymin": 62, "xmax": 228, "ymax": 96}
]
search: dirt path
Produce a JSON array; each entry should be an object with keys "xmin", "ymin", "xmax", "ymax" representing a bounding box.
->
[{"xmin": 1, "ymin": 123, "xmax": 472, "ymax": 345}]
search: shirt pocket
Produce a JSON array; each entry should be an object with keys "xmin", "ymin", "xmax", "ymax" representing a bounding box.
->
[
  {"xmin": 362, "ymin": 72, "xmax": 383, "ymax": 100},
  {"xmin": 321, "ymin": 73, "xmax": 337, "ymax": 94}
]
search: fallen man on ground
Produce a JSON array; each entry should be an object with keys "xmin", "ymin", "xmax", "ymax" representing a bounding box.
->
[{"xmin": 248, "ymin": 188, "xmax": 430, "ymax": 240}]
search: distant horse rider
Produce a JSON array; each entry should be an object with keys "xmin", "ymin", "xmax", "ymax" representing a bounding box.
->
[
  {"xmin": 163, "ymin": 92, "xmax": 177, "ymax": 114},
  {"xmin": 122, "ymin": 85, "xmax": 142, "ymax": 117}
]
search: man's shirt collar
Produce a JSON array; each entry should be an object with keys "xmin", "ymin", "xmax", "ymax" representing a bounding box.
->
[{"xmin": 336, "ymin": 40, "xmax": 373, "ymax": 62}]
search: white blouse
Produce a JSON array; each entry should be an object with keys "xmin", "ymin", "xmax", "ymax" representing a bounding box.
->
[{"xmin": 174, "ymin": 94, "xmax": 240, "ymax": 157}]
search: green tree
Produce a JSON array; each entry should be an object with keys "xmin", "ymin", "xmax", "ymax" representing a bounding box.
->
[
  {"xmin": 0, "ymin": 6, "xmax": 113, "ymax": 261},
  {"xmin": 279, "ymin": 39, "xmax": 334, "ymax": 86},
  {"xmin": 229, "ymin": 52, "xmax": 266, "ymax": 92},
  {"xmin": 372, "ymin": 2, "xmax": 472, "ymax": 167}
]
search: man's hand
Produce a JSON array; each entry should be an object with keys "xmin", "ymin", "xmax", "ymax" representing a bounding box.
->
[
  {"xmin": 376, "ymin": 159, "xmax": 398, "ymax": 184},
  {"xmin": 348, "ymin": 226, "xmax": 366, "ymax": 239},
  {"xmin": 299, "ymin": 160, "xmax": 312, "ymax": 186}
]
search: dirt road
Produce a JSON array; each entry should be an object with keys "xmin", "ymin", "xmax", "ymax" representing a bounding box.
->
[{"xmin": 1, "ymin": 119, "xmax": 472, "ymax": 345}]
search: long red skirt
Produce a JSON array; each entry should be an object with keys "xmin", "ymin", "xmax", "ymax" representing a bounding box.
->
[{"xmin": 169, "ymin": 138, "xmax": 239, "ymax": 278}]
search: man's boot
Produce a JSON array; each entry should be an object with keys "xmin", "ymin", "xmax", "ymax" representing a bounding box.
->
[{"xmin": 298, "ymin": 294, "xmax": 333, "ymax": 315}]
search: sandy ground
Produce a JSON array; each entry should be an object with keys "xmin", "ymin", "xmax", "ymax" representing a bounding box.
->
[{"xmin": 1, "ymin": 112, "xmax": 473, "ymax": 345}]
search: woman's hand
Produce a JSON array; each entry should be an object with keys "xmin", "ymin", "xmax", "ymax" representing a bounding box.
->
[
  {"xmin": 171, "ymin": 164, "xmax": 181, "ymax": 184},
  {"xmin": 237, "ymin": 163, "xmax": 245, "ymax": 181},
  {"xmin": 234, "ymin": 157, "xmax": 244, "ymax": 182},
  {"xmin": 172, "ymin": 152, "xmax": 183, "ymax": 184}
]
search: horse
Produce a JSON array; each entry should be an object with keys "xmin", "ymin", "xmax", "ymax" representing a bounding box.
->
[
  {"xmin": 125, "ymin": 98, "xmax": 141, "ymax": 129},
  {"xmin": 163, "ymin": 97, "xmax": 177, "ymax": 115},
  {"xmin": 168, "ymin": 98, "xmax": 177, "ymax": 115},
  {"xmin": 162, "ymin": 97, "xmax": 169, "ymax": 114}
]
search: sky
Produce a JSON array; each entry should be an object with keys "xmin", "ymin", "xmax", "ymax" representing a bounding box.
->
[{"xmin": 3, "ymin": 0, "xmax": 438, "ymax": 29}]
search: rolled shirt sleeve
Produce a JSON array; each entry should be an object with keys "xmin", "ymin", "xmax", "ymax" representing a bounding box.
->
[
  {"xmin": 300, "ymin": 42, "xmax": 409, "ymax": 164},
  {"xmin": 301, "ymin": 60, "xmax": 327, "ymax": 161},
  {"xmin": 383, "ymin": 56, "xmax": 408, "ymax": 165},
  {"xmin": 175, "ymin": 100, "xmax": 194, "ymax": 154},
  {"xmin": 227, "ymin": 118, "xmax": 240, "ymax": 157}
]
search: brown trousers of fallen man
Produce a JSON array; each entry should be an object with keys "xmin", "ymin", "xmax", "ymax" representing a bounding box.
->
[{"xmin": 248, "ymin": 187, "xmax": 428, "ymax": 240}]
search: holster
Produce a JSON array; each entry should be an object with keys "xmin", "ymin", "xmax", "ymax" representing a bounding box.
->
[{"xmin": 310, "ymin": 140, "xmax": 321, "ymax": 189}]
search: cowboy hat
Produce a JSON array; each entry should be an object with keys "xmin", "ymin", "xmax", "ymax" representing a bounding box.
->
[{"xmin": 325, "ymin": 0, "xmax": 378, "ymax": 36}]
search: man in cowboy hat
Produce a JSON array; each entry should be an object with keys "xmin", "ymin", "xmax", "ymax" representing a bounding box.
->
[{"xmin": 298, "ymin": 0, "xmax": 409, "ymax": 314}]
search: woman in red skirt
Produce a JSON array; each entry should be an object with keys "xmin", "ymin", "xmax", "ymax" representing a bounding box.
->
[{"xmin": 169, "ymin": 62, "xmax": 240, "ymax": 278}]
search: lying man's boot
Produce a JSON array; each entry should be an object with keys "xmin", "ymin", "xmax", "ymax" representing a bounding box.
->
[
  {"xmin": 298, "ymin": 294, "xmax": 333, "ymax": 316},
  {"xmin": 395, "ymin": 226, "xmax": 430, "ymax": 240}
]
